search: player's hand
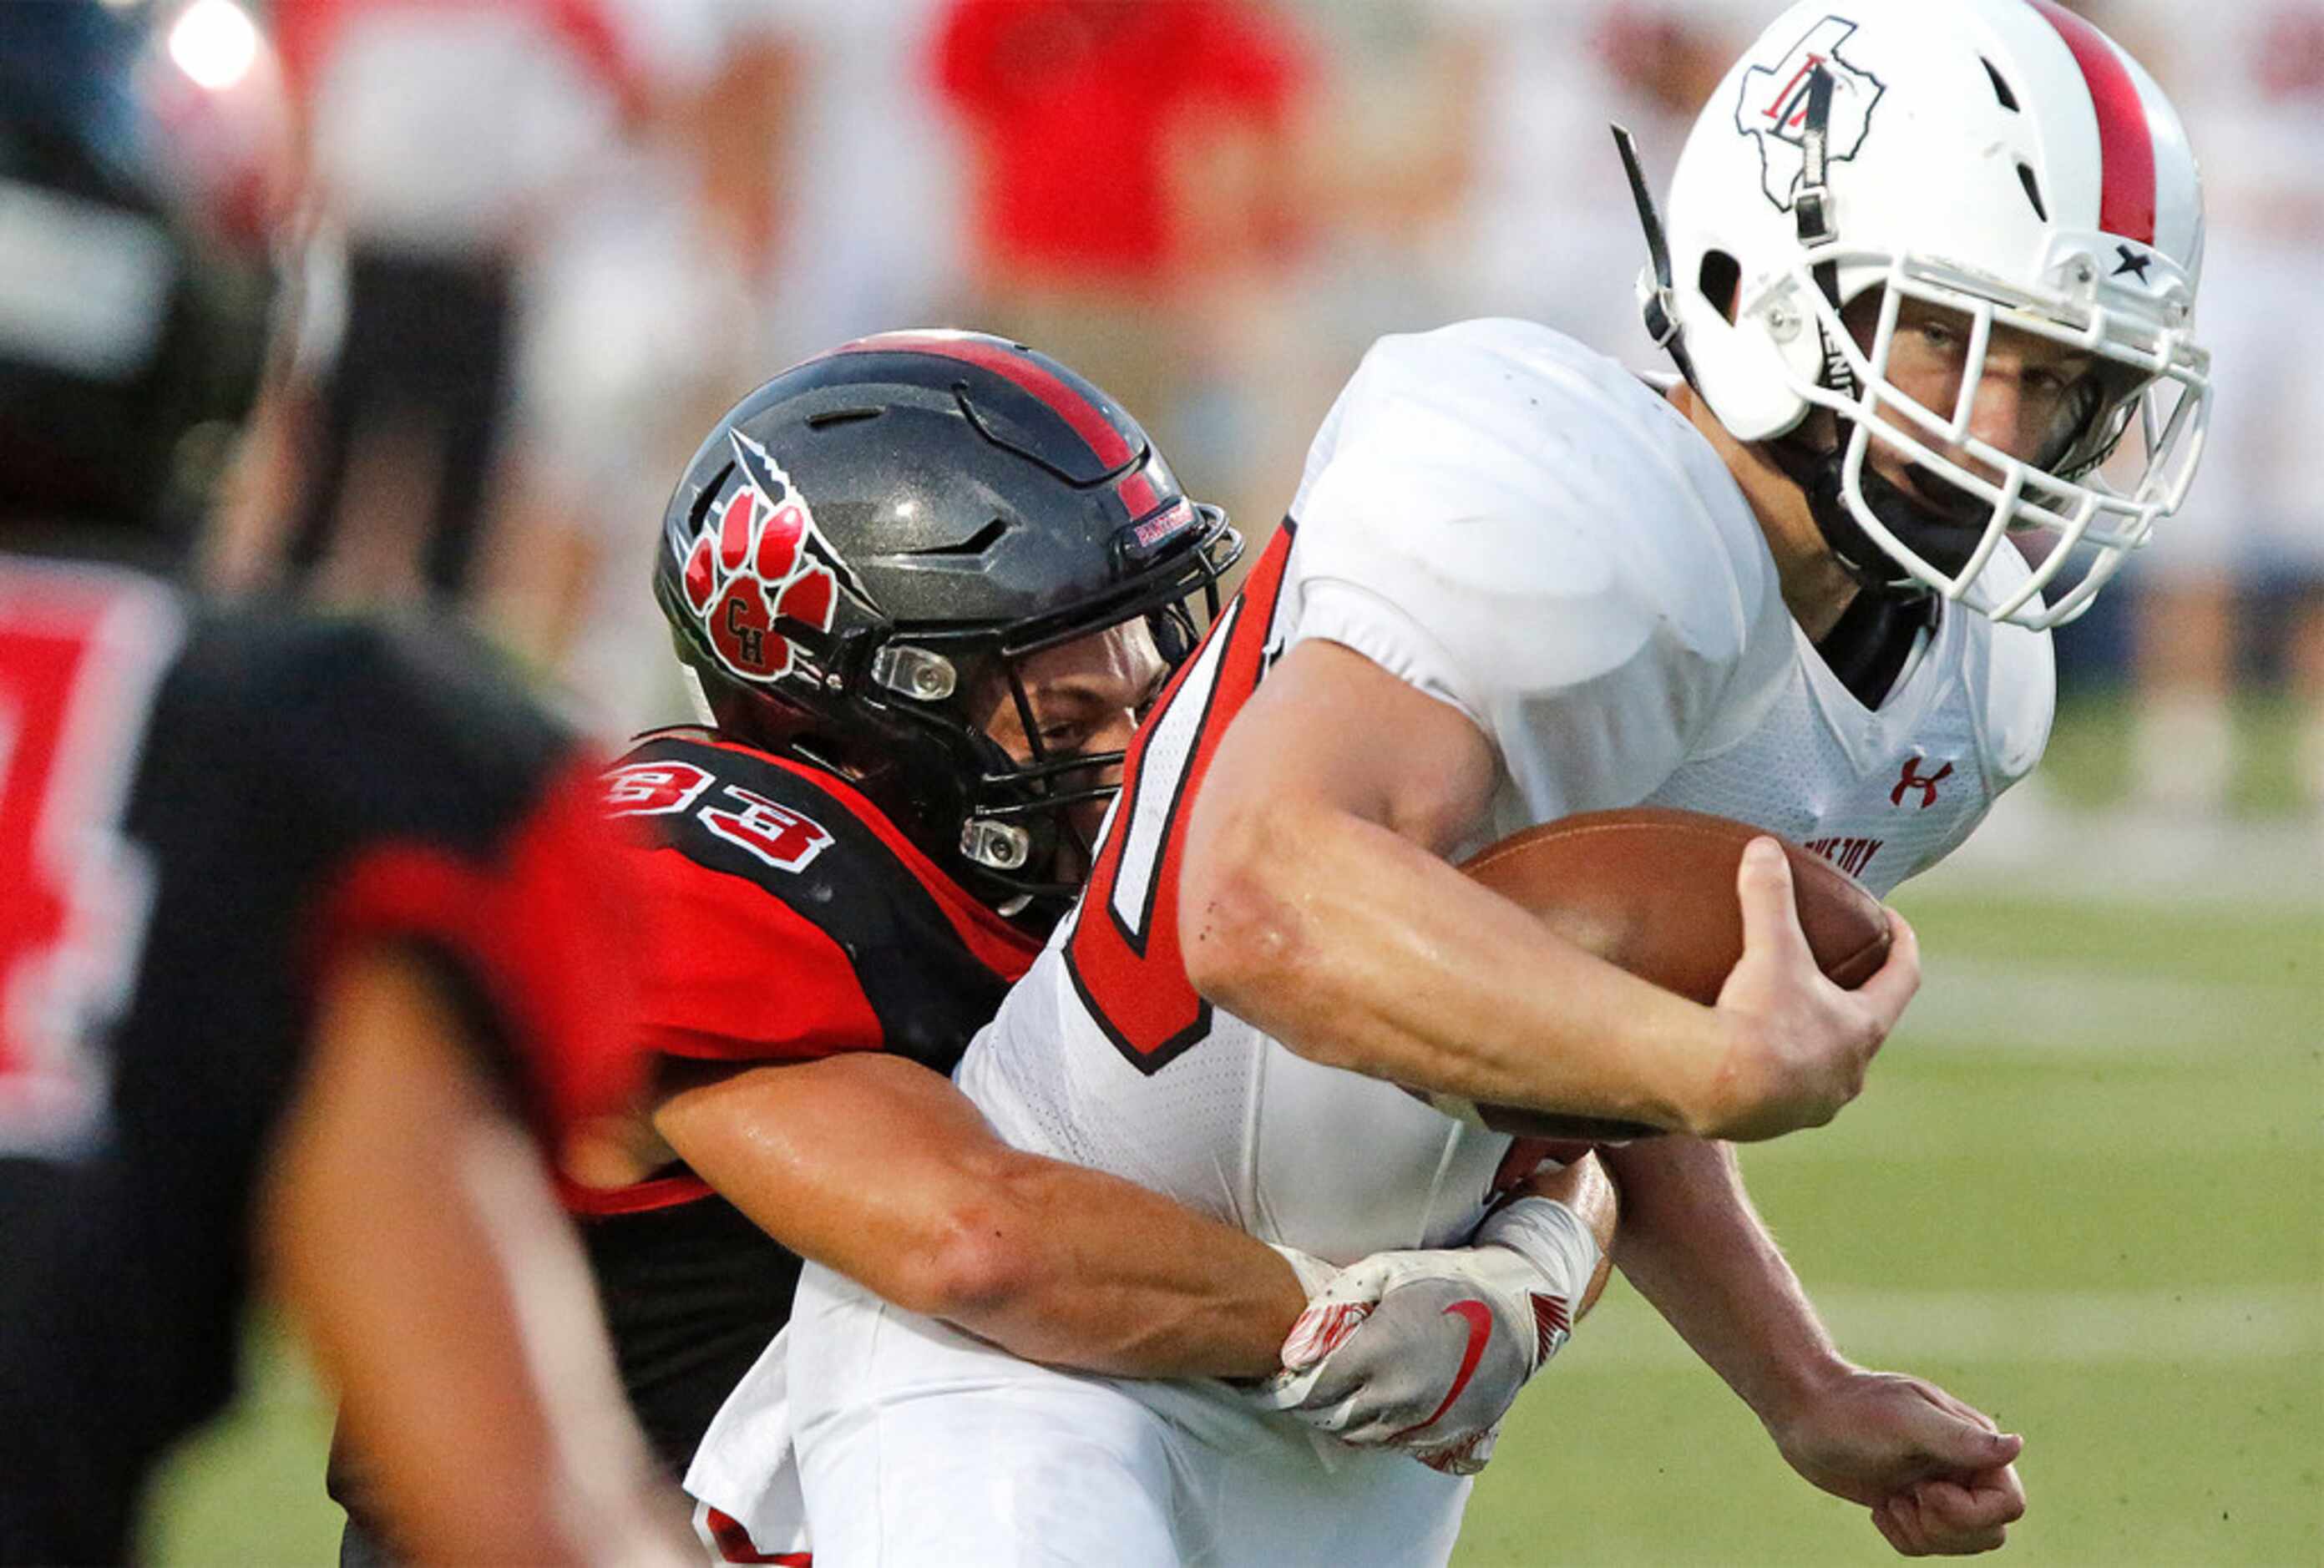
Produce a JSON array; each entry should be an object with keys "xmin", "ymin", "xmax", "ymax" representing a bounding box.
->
[
  {"xmin": 1770, "ymin": 1364, "xmax": 2027, "ymax": 1555},
  {"xmin": 1702, "ymin": 838, "xmax": 1921, "ymax": 1141},
  {"xmin": 1245, "ymin": 1195, "xmax": 1602, "ymax": 1474}
]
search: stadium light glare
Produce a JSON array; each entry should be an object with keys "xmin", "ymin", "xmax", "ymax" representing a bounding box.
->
[{"xmin": 167, "ymin": 0, "xmax": 260, "ymax": 93}]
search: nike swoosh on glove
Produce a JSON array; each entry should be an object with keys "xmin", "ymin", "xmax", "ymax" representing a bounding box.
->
[{"xmin": 1245, "ymin": 1196, "xmax": 1600, "ymax": 1476}]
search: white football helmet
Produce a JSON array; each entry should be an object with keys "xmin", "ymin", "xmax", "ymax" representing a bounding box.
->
[{"xmin": 1648, "ymin": 0, "xmax": 2209, "ymax": 629}]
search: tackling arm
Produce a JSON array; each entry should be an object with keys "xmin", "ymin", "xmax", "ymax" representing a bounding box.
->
[
  {"xmin": 654, "ymin": 1052, "xmax": 1307, "ymax": 1379},
  {"xmin": 1177, "ymin": 639, "xmax": 1917, "ymax": 1141}
]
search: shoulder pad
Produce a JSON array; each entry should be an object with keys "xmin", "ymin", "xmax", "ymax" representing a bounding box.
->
[{"xmin": 605, "ymin": 733, "xmax": 1035, "ymax": 1070}]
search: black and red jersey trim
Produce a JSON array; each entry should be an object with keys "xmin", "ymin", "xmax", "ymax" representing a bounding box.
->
[
  {"xmin": 1063, "ymin": 522, "xmax": 1297, "ymax": 1074},
  {"xmin": 595, "ymin": 733, "xmax": 1036, "ymax": 1213}
]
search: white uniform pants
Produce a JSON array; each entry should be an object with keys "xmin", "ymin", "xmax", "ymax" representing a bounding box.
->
[{"xmin": 782, "ymin": 1262, "xmax": 1471, "ymax": 1568}]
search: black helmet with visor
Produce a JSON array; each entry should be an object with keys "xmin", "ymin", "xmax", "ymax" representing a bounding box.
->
[{"xmin": 654, "ymin": 330, "xmax": 1240, "ymax": 927}]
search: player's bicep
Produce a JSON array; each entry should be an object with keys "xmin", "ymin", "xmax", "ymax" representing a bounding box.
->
[
  {"xmin": 1203, "ymin": 635, "xmax": 1497, "ymax": 852},
  {"xmin": 1177, "ymin": 637, "xmax": 1496, "ymax": 1005}
]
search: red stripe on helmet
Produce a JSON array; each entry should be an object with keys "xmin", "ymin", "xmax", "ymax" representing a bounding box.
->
[
  {"xmin": 1117, "ymin": 469, "xmax": 1160, "ymax": 516},
  {"xmin": 2027, "ymin": 0, "xmax": 2157, "ymax": 244},
  {"xmin": 833, "ymin": 331, "xmax": 1152, "ymax": 497}
]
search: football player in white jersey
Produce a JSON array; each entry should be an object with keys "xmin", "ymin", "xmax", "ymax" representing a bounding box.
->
[{"xmin": 700, "ymin": 2, "xmax": 2211, "ymax": 1560}]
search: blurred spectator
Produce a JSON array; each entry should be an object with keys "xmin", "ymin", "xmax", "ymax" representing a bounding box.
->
[
  {"xmin": 2094, "ymin": 0, "xmax": 2324, "ymax": 812},
  {"xmin": 499, "ymin": 0, "xmax": 791, "ymax": 738},
  {"xmin": 752, "ymin": 0, "xmax": 974, "ymax": 361},
  {"xmin": 208, "ymin": 0, "xmax": 782, "ymax": 741},
  {"xmin": 933, "ymin": 0, "xmax": 1318, "ymax": 527},
  {"xmin": 256, "ymin": 0, "xmax": 634, "ymax": 604},
  {"xmin": 1412, "ymin": 0, "xmax": 1754, "ymax": 365}
]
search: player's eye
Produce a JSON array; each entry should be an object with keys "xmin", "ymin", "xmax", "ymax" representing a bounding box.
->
[
  {"xmin": 2024, "ymin": 367, "xmax": 2072, "ymax": 401},
  {"xmin": 1132, "ymin": 672, "xmax": 1169, "ymax": 721}
]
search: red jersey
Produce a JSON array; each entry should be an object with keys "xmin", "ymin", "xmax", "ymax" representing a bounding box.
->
[
  {"xmin": 0, "ymin": 561, "xmax": 640, "ymax": 1563},
  {"xmin": 568, "ymin": 728, "xmax": 1038, "ymax": 1477}
]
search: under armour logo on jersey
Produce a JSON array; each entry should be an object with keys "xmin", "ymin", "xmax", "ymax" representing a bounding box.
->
[
  {"xmin": 1734, "ymin": 16, "xmax": 1887, "ymax": 213},
  {"xmin": 1891, "ymin": 755, "xmax": 1953, "ymax": 809}
]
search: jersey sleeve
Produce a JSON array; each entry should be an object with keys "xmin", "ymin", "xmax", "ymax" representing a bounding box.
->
[
  {"xmin": 174, "ymin": 614, "xmax": 648, "ymax": 1146},
  {"xmin": 1280, "ymin": 319, "xmax": 1789, "ymax": 821},
  {"xmin": 617, "ymin": 830, "xmax": 883, "ymax": 1064}
]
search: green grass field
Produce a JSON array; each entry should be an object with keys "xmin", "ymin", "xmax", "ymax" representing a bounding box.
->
[
  {"xmin": 1454, "ymin": 884, "xmax": 2324, "ymax": 1567},
  {"xmin": 142, "ymin": 842, "xmax": 2323, "ymax": 1565}
]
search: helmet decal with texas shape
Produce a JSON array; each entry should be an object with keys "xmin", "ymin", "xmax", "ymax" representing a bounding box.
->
[
  {"xmin": 1734, "ymin": 16, "xmax": 1887, "ymax": 215},
  {"xmin": 677, "ymin": 428, "xmax": 864, "ymax": 686}
]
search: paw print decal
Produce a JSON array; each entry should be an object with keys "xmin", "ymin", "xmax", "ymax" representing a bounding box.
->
[{"xmin": 680, "ymin": 431, "xmax": 843, "ymax": 684}]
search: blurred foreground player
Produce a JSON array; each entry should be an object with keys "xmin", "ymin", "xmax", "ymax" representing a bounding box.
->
[
  {"xmin": 739, "ymin": 1, "xmax": 2212, "ymax": 1560},
  {"xmin": 0, "ymin": 8, "xmax": 685, "ymax": 1562}
]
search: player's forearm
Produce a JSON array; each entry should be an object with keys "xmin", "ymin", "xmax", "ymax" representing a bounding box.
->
[
  {"xmin": 924, "ymin": 1155, "xmax": 1307, "ymax": 1378},
  {"xmin": 658, "ymin": 1055, "xmax": 1303, "ymax": 1379},
  {"xmin": 1183, "ymin": 793, "xmax": 1736, "ymax": 1134},
  {"xmin": 1599, "ymin": 1136, "xmax": 1848, "ymax": 1426}
]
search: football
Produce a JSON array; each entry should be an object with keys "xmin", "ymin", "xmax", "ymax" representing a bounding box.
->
[{"xmin": 1426, "ymin": 807, "xmax": 1892, "ymax": 1143}]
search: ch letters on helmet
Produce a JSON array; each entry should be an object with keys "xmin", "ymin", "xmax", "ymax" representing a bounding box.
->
[{"xmin": 681, "ymin": 430, "xmax": 844, "ymax": 685}]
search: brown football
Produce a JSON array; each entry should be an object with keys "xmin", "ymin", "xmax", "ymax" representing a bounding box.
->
[{"xmin": 1434, "ymin": 807, "xmax": 1892, "ymax": 1143}]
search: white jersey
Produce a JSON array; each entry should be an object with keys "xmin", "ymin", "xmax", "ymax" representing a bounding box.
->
[{"xmin": 959, "ymin": 318, "xmax": 2055, "ymax": 1262}]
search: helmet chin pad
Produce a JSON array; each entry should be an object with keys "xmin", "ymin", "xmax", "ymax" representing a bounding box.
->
[{"xmin": 1774, "ymin": 430, "xmax": 1982, "ymax": 598}]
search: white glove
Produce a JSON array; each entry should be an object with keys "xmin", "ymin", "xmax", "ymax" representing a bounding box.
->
[{"xmin": 1247, "ymin": 1196, "xmax": 1601, "ymax": 1475}]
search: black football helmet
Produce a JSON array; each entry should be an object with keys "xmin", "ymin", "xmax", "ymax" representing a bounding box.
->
[
  {"xmin": 655, "ymin": 330, "xmax": 1241, "ymax": 924},
  {"xmin": 0, "ymin": 0, "xmax": 277, "ymax": 548}
]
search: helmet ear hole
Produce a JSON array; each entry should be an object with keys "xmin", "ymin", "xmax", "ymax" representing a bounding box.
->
[{"xmin": 1698, "ymin": 250, "xmax": 1741, "ymax": 325}]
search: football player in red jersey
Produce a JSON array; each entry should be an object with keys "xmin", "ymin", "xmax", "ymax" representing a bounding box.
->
[
  {"xmin": 0, "ymin": 6, "xmax": 686, "ymax": 1561},
  {"xmin": 311, "ymin": 334, "xmax": 1618, "ymax": 1565},
  {"xmin": 596, "ymin": 336, "xmax": 1613, "ymax": 1559}
]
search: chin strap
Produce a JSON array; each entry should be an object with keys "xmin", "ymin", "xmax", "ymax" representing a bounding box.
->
[
  {"xmin": 1613, "ymin": 123, "xmax": 1701, "ymax": 396},
  {"xmin": 1767, "ymin": 434, "xmax": 1987, "ymax": 598},
  {"xmin": 1792, "ymin": 67, "xmax": 1861, "ymax": 405}
]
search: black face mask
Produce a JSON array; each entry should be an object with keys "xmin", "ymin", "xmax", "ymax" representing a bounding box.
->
[{"xmin": 1767, "ymin": 428, "xmax": 1988, "ymax": 600}]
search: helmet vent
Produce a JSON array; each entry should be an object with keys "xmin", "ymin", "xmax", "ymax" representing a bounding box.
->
[
  {"xmin": 2016, "ymin": 162, "xmax": 2049, "ymax": 221},
  {"xmin": 1981, "ymin": 58, "xmax": 2020, "ymax": 112},
  {"xmin": 909, "ymin": 517, "xmax": 1010, "ymax": 559},
  {"xmin": 806, "ymin": 407, "xmax": 881, "ymax": 429}
]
